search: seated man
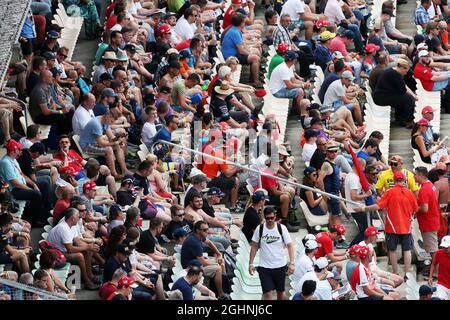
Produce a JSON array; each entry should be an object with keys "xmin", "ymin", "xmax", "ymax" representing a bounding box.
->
[
  {"xmin": 315, "ymin": 224, "xmax": 348, "ymax": 272},
  {"xmin": 0, "ymin": 213, "xmax": 30, "ymax": 274},
  {"xmin": 78, "ymin": 109, "xmax": 131, "ymax": 179},
  {"xmin": 180, "ymin": 221, "xmax": 231, "ymax": 300},
  {"xmin": 210, "ymin": 82, "xmax": 248, "ymax": 129},
  {"xmin": 47, "ymin": 208, "xmax": 100, "ymax": 290}
]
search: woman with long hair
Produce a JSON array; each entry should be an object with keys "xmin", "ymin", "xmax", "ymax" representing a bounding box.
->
[
  {"xmin": 300, "ymin": 167, "xmax": 327, "ymax": 216},
  {"xmin": 104, "ymin": 225, "xmax": 127, "ymax": 260}
]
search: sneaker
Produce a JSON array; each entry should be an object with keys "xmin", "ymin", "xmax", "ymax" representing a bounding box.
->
[
  {"xmin": 166, "ymin": 289, "xmax": 183, "ymax": 300},
  {"xmin": 218, "ymin": 293, "xmax": 232, "ymax": 300}
]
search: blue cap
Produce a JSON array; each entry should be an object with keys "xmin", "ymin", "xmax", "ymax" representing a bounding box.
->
[
  {"xmin": 188, "ymin": 259, "xmax": 203, "ymax": 268},
  {"xmin": 207, "ymin": 187, "xmax": 226, "ymax": 197},
  {"xmin": 419, "ymin": 285, "xmax": 436, "ymax": 296},
  {"xmin": 285, "ymin": 51, "xmax": 299, "ymax": 61},
  {"xmin": 342, "ymin": 30, "xmax": 355, "ymax": 39},
  {"xmin": 46, "ymin": 30, "xmax": 60, "ymax": 39},
  {"xmin": 303, "ymin": 166, "xmax": 317, "ymax": 176},
  {"xmin": 173, "ymin": 227, "xmax": 189, "ymax": 239},
  {"xmin": 101, "ymin": 87, "xmax": 117, "ymax": 97},
  {"xmin": 179, "ymin": 50, "xmax": 192, "ymax": 59},
  {"xmin": 190, "ymin": 93, "xmax": 203, "ymax": 104},
  {"xmin": 252, "ymin": 189, "xmax": 268, "ymax": 202},
  {"xmin": 42, "ymin": 51, "xmax": 56, "ymax": 60}
]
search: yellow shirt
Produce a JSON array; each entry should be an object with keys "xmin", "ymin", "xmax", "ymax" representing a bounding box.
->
[{"xmin": 375, "ymin": 168, "xmax": 419, "ymax": 193}]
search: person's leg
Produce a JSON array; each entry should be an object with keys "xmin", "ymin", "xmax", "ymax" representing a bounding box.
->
[
  {"xmin": 0, "ymin": 109, "xmax": 12, "ymax": 141},
  {"xmin": 11, "ymin": 188, "xmax": 46, "ymax": 225},
  {"xmin": 154, "ymin": 274, "xmax": 165, "ymax": 300},
  {"xmin": 36, "ymin": 175, "xmax": 52, "ymax": 213},
  {"xmin": 347, "ymin": 24, "xmax": 364, "ymax": 54},
  {"xmin": 114, "ymin": 144, "xmax": 131, "ymax": 176},
  {"xmin": 248, "ymin": 54, "xmax": 261, "ymax": 83},
  {"xmin": 239, "ymin": 92, "xmax": 256, "ymax": 111},
  {"xmin": 69, "ymin": 253, "xmax": 91, "ymax": 286},
  {"xmin": 350, "ymin": 212, "xmax": 368, "ymax": 246},
  {"xmin": 388, "ymin": 250, "xmax": 399, "ymax": 274},
  {"xmin": 350, "ymin": 101, "xmax": 363, "ymax": 126},
  {"xmin": 403, "ymin": 250, "xmax": 412, "ymax": 273},
  {"xmin": 280, "ymin": 193, "xmax": 290, "ymax": 219},
  {"xmin": 335, "ymin": 155, "xmax": 352, "ymax": 173},
  {"xmin": 11, "ymin": 250, "xmax": 29, "ymax": 273},
  {"xmin": 304, "ymin": 21, "xmax": 314, "ymax": 40},
  {"xmin": 213, "ymin": 265, "xmax": 225, "ymax": 297},
  {"xmin": 230, "ymin": 176, "xmax": 239, "ymax": 208},
  {"xmin": 102, "ymin": 146, "xmax": 119, "ymax": 177}
]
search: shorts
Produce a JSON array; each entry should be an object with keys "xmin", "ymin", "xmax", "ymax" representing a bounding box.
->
[
  {"xmin": 83, "ymin": 144, "xmax": 107, "ymax": 156},
  {"xmin": 95, "ymin": 173, "xmax": 107, "ymax": 186},
  {"xmin": 208, "ymin": 174, "xmax": 236, "ymax": 191},
  {"xmin": 268, "ymin": 195, "xmax": 281, "ymax": 206},
  {"xmin": 327, "ymin": 197, "xmax": 342, "ymax": 216},
  {"xmin": 235, "ymin": 53, "xmax": 249, "ymax": 65},
  {"xmin": 273, "ymin": 87, "xmax": 302, "ymax": 99},
  {"xmin": 0, "ymin": 253, "xmax": 12, "ymax": 264},
  {"xmin": 289, "ymin": 20, "xmax": 306, "ymax": 31},
  {"xmin": 256, "ymin": 265, "xmax": 287, "ymax": 294},
  {"xmin": 421, "ymin": 231, "xmax": 438, "ymax": 253},
  {"xmin": 436, "ymin": 284, "xmax": 450, "ymax": 300},
  {"xmin": 332, "ymin": 99, "xmax": 353, "ymax": 112},
  {"xmin": 203, "ymin": 261, "xmax": 219, "ymax": 278},
  {"xmin": 310, "ymin": 205, "xmax": 327, "ymax": 216},
  {"xmin": 432, "ymin": 79, "xmax": 449, "ymax": 91},
  {"xmin": 385, "ymin": 44, "xmax": 402, "ymax": 54},
  {"xmin": 358, "ymin": 295, "xmax": 383, "ymax": 300},
  {"xmin": 386, "ymin": 233, "xmax": 413, "ymax": 252}
]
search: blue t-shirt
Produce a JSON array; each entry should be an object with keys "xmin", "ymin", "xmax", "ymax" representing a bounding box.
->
[
  {"xmin": 356, "ymin": 150, "xmax": 369, "ymax": 160},
  {"xmin": 180, "ymin": 234, "xmax": 204, "ymax": 268},
  {"xmin": 222, "ymin": 26, "xmax": 243, "ymax": 60},
  {"xmin": 314, "ymin": 45, "xmax": 332, "ymax": 71},
  {"xmin": 152, "ymin": 127, "xmax": 172, "ymax": 144},
  {"xmin": 21, "ymin": 16, "xmax": 36, "ymax": 39},
  {"xmin": 79, "ymin": 117, "xmax": 106, "ymax": 149},
  {"xmin": 346, "ymin": 260, "xmax": 358, "ymax": 281},
  {"xmin": 172, "ymin": 277, "xmax": 195, "ymax": 300},
  {"xmin": 0, "ymin": 155, "xmax": 26, "ymax": 190},
  {"xmin": 292, "ymin": 292, "xmax": 305, "ymax": 300},
  {"xmin": 93, "ymin": 102, "xmax": 108, "ymax": 116},
  {"xmin": 181, "ymin": 48, "xmax": 196, "ymax": 68}
]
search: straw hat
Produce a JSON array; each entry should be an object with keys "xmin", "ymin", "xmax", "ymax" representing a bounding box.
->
[{"xmin": 214, "ymin": 81, "xmax": 234, "ymax": 96}]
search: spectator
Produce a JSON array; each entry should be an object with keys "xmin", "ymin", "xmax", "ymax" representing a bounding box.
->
[
  {"xmin": 92, "ymin": 52, "xmax": 117, "ymax": 84},
  {"xmin": 0, "ymin": 213, "xmax": 30, "ymax": 274},
  {"xmin": 242, "ymin": 189, "xmax": 267, "ymax": 243},
  {"xmin": 164, "ymin": 205, "xmax": 192, "ymax": 241},
  {"xmin": 375, "ymin": 155, "xmax": 419, "ymax": 196},
  {"xmin": 268, "ymin": 42, "xmax": 288, "ymax": 79},
  {"xmin": 107, "ymin": 276, "xmax": 137, "ymax": 300},
  {"xmin": 152, "ymin": 115, "xmax": 179, "ymax": 144},
  {"xmin": 72, "ymin": 93, "xmax": 96, "ymax": 136},
  {"xmin": 295, "ymin": 257, "xmax": 330, "ymax": 299},
  {"xmin": 19, "ymin": 124, "xmax": 42, "ymax": 149},
  {"xmin": 107, "ymin": 204, "xmax": 125, "ymax": 235},
  {"xmin": 294, "ymin": 239, "xmax": 319, "ymax": 282},
  {"xmin": 93, "ymin": 88, "xmax": 117, "ymax": 116},
  {"xmin": 172, "ymin": 262, "xmax": 204, "ymax": 300},
  {"xmin": 428, "ymin": 235, "xmax": 450, "ymax": 299},
  {"xmin": 249, "ymin": 206, "xmax": 295, "ymax": 300},
  {"xmin": 355, "ymin": 171, "xmax": 418, "ymax": 276},
  {"xmin": 300, "ymin": 166, "xmax": 327, "ymax": 216},
  {"xmin": 302, "ymin": 129, "xmax": 319, "ymax": 162},
  {"xmin": 292, "ymin": 280, "xmax": 318, "ymax": 300},
  {"xmin": 419, "ymin": 284, "xmax": 440, "ymax": 300},
  {"xmin": 315, "ymin": 224, "xmax": 348, "ymax": 271}
]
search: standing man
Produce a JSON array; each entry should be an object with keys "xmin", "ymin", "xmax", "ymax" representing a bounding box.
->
[
  {"xmin": 414, "ymin": 166, "xmax": 441, "ymax": 275},
  {"xmin": 249, "ymin": 207, "xmax": 295, "ymax": 300},
  {"xmin": 355, "ymin": 171, "xmax": 418, "ymax": 276}
]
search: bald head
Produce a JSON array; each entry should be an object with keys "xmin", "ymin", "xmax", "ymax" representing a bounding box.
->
[
  {"xmin": 40, "ymin": 70, "xmax": 54, "ymax": 84},
  {"xmin": 81, "ymin": 93, "xmax": 96, "ymax": 109}
]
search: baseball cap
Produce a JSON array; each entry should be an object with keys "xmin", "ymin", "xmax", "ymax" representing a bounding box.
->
[
  {"xmin": 348, "ymin": 244, "xmax": 362, "ymax": 256},
  {"xmin": 307, "ymin": 103, "xmax": 321, "ymax": 111},
  {"xmin": 6, "ymin": 140, "xmax": 23, "ymax": 152},
  {"xmin": 173, "ymin": 228, "xmax": 189, "ymax": 239},
  {"xmin": 188, "ymin": 259, "xmax": 203, "ymax": 268},
  {"xmin": 419, "ymin": 284, "xmax": 436, "ymax": 296},
  {"xmin": 341, "ymin": 29, "xmax": 355, "ymax": 39},
  {"xmin": 417, "ymin": 118, "xmax": 430, "ymax": 126},
  {"xmin": 389, "ymin": 155, "xmax": 402, "ymax": 163},
  {"xmin": 29, "ymin": 142, "xmax": 46, "ymax": 155},
  {"xmin": 341, "ymin": 70, "xmax": 355, "ymax": 81},
  {"xmin": 305, "ymin": 239, "xmax": 319, "ymax": 250},
  {"xmin": 277, "ymin": 42, "xmax": 289, "ymax": 53},
  {"xmin": 252, "ymin": 189, "xmax": 269, "ymax": 202},
  {"xmin": 191, "ymin": 174, "xmax": 208, "ymax": 184},
  {"xmin": 116, "ymin": 243, "xmax": 133, "ymax": 255},
  {"xmin": 417, "ymin": 42, "xmax": 428, "ymax": 50},
  {"xmin": 285, "ymin": 51, "xmax": 299, "ymax": 61},
  {"xmin": 303, "ymin": 166, "xmax": 317, "ymax": 176},
  {"xmin": 46, "ymin": 30, "xmax": 60, "ymax": 39},
  {"xmin": 121, "ymin": 175, "xmax": 135, "ymax": 185},
  {"xmin": 314, "ymin": 257, "xmax": 329, "ymax": 269},
  {"xmin": 303, "ymin": 234, "xmax": 316, "ymax": 242},
  {"xmin": 278, "ymin": 145, "xmax": 290, "ymax": 156},
  {"xmin": 393, "ymin": 171, "xmax": 405, "ymax": 181},
  {"xmin": 164, "ymin": 12, "xmax": 177, "ymax": 20},
  {"xmin": 421, "ymin": 106, "xmax": 436, "ymax": 114},
  {"xmin": 332, "ymin": 51, "xmax": 344, "ymax": 60},
  {"xmin": 123, "ymin": 44, "xmax": 136, "ymax": 53},
  {"xmin": 42, "ymin": 51, "xmax": 56, "ymax": 60},
  {"xmin": 102, "ymin": 87, "xmax": 117, "ymax": 97},
  {"xmin": 319, "ymin": 105, "xmax": 334, "ymax": 113},
  {"xmin": 207, "ymin": 187, "xmax": 226, "ymax": 197},
  {"xmin": 118, "ymin": 276, "xmax": 138, "ymax": 288},
  {"xmin": 304, "ymin": 129, "xmax": 319, "ymax": 140},
  {"xmin": 334, "ymin": 224, "xmax": 347, "ymax": 235},
  {"xmin": 100, "ymin": 72, "xmax": 114, "ymax": 81},
  {"xmin": 358, "ymin": 246, "xmax": 369, "ymax": 259},
  {"xmin": 418, "ymin": 50, "xmax": 430, "ymax": 58},
  {"xmin": 365, "ymin": 43, "xmax": 380, "ymax": 53},
  {"xmin": 159, "ymin": 24, "xmax": 171, "ymax": 34},
  {"xmin": 60, "ymin": 166, "xmax": 79, "ymax": 176},
  {"xmin": 440, "ymin": 235, "xmax": 450, "ymax": 248},
  {"xmin": 179, "ymin": 50, "xmax": 191, "ymax": 59},
  {"xmin": 167, "ymin": 48, "xmax": 179, "ymax": 55},
  {"xmin": 364, "ymin": 226, "xmax": 380, "ymax": 237},
  {"xmin": 315, "ymin": 20, "xmax": 330, "ymax": 29},
  {"xmin": 83, "ymin": 181, "xmax": 99, "ymax": 191},
  {"xmin": 320, "ymin": 30, "xmax": 336, "ymax": 41}
]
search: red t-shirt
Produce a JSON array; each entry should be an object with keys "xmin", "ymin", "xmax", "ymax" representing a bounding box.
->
[
  {"xmin": 53, "ymin": 199, "xmax": 70, "ymax": 224},
  {"xmin": 99, "ymin": 282, "xmax": 117, "ymax": 300},
  {"xmin": 413, "ymin": 62, "xmax": 434, "ymax": 91},
  {"xmin": 433, "ymin": 248, "xmax": 450, "ymax": 289},
  {"xmin": 222, "ymin": 7, "xmax": 235, "ymax": 30},
  {"xmin": 376, "ymin": 185, "xmax": 418, "ymax": 234},
  {"xmin": 261, "ymin": 168, "xmax": 278, "ymax": 192},
  {"xmin": 106, "ymin": 15, "xmax": 117, "ymax": 31},
  {"xmin": 201, "ymin": 147, "xmax": 229, "ymax": 179},
  {"xmin": 53, "ymin": 150, "xmax": 84, "ymax": 173},
  {"xmin": 328, "ymin": 36, "xmax": 348, "ymax": 56},
  {"xmin": 417, "ymin": 181, "xmax": 441, "ymax": 232},
  {"xmin": 176, "ymin": 40, "xmax": 191, "ymax": 52},
  {"xmin": 208, "ymin": 74, "xmax": 219, "ymax": 96},
  {"xmin": 315, "ymin": 232, "xmax": 333, "ymax": 258},
  {"xmin": 106, "ymin": 2, "xmax": 116, "ymax": 18}
]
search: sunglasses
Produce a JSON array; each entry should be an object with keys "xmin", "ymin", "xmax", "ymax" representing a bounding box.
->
[
  {"xmin": 59, "ymin": 54, "xmax": 68, "ymax": 58},
  {"xmin": 265, "ymin": 216, "xmax": 276, "ymax": 221},
  {"xmin": 327, "ymin": 150, "xmax": 337, "ymax": 154},
  {"xmin": 389, "ymin": 162, "xmax": 399, "ymax": 166},
  {"xmin": 176, "ymin": 213, "xmax": 185, "ymax": 217},
  {"xmin": 78, "ymin": 209, "xmax": 87, "ymax": 212},
  {"xmin": 200, "ymin": 228, "xmax": 209, "ymax": 232},
  {"xmin": 369, "ymin": 172, "xmax": 378, "ymax": 176}
]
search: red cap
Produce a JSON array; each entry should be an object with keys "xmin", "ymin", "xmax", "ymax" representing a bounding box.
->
[
  {"xmin": 421, "ymin": 106, "xmax": 435, "ymax": 115},
  {"xmin": 334, "ymin": 224, "xmax": 346, "ymax": 235},
  {"xmin": 315, "ymin": 20, "xmax": 330, "ymax": 29},
  {"xmin": 60, "ymin": 166, "xmax": 79, "ymax": 176},
  {"xmin": 232, "ymin": 0, "xmax": 243, "ymax": 4},
  {"xmin": 365, "ymin": 43, "xmax": 380, "ymax": 53},
  {"xmin": 349, "ymin": 244, "xmax": 362, "ymax": 256},
  {"xmin": 364, "ymin": 226, "xmax": 380, "ymax": 237},
  {"xmin": 118, "ymin": 276, "xmax": 138, "ymax": 288},
  {"xmin": 393, "ymin": 171, "xmax": 405, "ymax": 181},
  {"xmin": 159, "ymin": 24, "xmax": 171, "ymax": 34},
  {"xmin": 83, "ymin": 181, "xmax": 99, "ymax": 191},
  {"xmin": 6, "ymin": 140, "xmax": 23, "ymax": 152},
  {"xmin": 255, "ymin": 89, "xmax": 267, "ymax": 98},
  {"xmin": 277, "ymin": 42, "xmax": 289, "ymax": 53},
  {"xmin": 358, "ymin": 246, "xmax": 370, "ymax": 259},
  {"xmin": 417, "ymin": 118, "xmax": 430, "ymax": 126}
]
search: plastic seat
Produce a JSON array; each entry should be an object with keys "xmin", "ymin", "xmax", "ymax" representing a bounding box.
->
[{"xmin": 299, "ymin": 200, "xmax": 329, "ymax": 227}]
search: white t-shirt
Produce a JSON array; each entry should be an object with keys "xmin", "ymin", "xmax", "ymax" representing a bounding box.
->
[
  {"xmin": 280, "ymin": 0, "xmax": 305, "ymax": 22},
  {"xmin": 293, "ymin": 254, "xmax": 315, "ymax": 283},
  {"xmin": 324, "ymin": 0, "xmax": 346, "ymax": 25},
  {"xmin": 427, "ymin": 4, "xmax": 442, "ymax": 19},
  {"xmin": 323, "ymin": 79, "xmax": 345, "ymax": 108},
  {"xmin": 72, "ymin": 106, "xmax": 95, "ymax": 136},
  {"xmin": 129, "ymin": 1, "xmax": 142, "ymax": 16},
  {"xmin": 19, "ymin": 137, "xmax": 33, "ymax": 149},
  {"xmin": 269, "ymin": 63, "xmax": 294, "ymax": 95},
  {"xmin": 302, "ymin": 142, "xmax": 317, "ymax": 162},
  {"xmin": 174, "ymin": 17, "xmax": 196, "ymax": 40},
  {"xmin": 296, "ymin": 271, "xmax": 332, "ymax": 300},
  {"xmin": 142, "ymin": 122, "xmax": 157, "ymax": 146},
  {"xmin": 47, "ymin": 220, "xmax": 78, "ymax": 253},
  {"xmin": 344, "ymin": 171, "xmax": 365, "ymax": 213},
  {"xmin": 251, "ymin": 223, "xmax": 292, "ymax": 269},
  {"xmin": 110, "ymin": 24, "xmax": 123, "ymax": 32}
]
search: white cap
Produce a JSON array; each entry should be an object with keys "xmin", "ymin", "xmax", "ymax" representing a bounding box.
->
[
  {"xmin": 305, "ymin": 239, "xmax": 319, "ymax": 250},
  {"xmin": 314, "ymin": 257, "xmax": 329, "ymax": 269},
  {"xmin": 440, "ymin": 235, "xmax": 450, "ymax": 248},
  {"xmin": 417, "ymin": 42, "xmax": 428, "ymax": 50},
  {"xmin": 418, "ymin": 50, "xmax": 430, "ymax": 58},
  {"xmin": 332, "ymin": 51, "xmax": 344, "ymax": 59},
  {"xmin": 304, "ymin": 234, "xmax": 316, "ymax": 242},
  {"xmin": 325, "ymin": 271, "xmax": 334, "ymax": 279}
]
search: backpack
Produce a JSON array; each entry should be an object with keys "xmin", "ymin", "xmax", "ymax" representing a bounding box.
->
[
  {"xmin": 258, "ymin": 222, "xmax": 285, "ymax": 248},
  {"xmin": 38, "ymin": 241, "xmax": 67, "ymax": 269}
]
